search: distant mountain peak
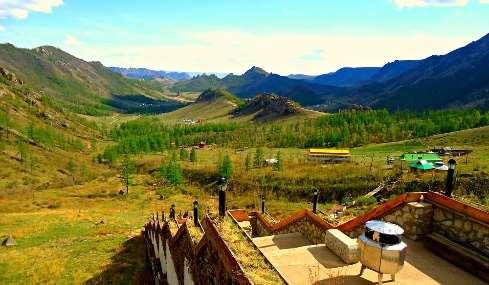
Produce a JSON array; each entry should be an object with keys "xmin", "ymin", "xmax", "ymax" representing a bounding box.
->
[
  {"xmin": 243, "ymin": 66, "xmax": 269, "ymax": 76},
  {"xmin": 234, "ymin": 93, "xmax": 301, "ymax": 121}
]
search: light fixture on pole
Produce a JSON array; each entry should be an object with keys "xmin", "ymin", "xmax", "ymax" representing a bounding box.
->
[
  {"xmin": 445, "ymin": 159, "xmax": 457, "ymax": 197},
  {"xmin": 218, "ymin": 177, "xmax": 227, "ymax": 217}
]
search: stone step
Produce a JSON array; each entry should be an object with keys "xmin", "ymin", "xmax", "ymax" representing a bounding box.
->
[{"xmin": 252, "ymin": 232, "xmax": 313, "ymax": 253}]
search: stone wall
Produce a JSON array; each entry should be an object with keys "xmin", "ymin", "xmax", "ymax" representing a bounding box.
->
[
  {"xmin": 274, "ymin": 217, "xmax": 327, "ymax": 244},
  {"xmin": 432, "ymin": 206, "xmax": 489, "ymax": 256},
  {"xmin": 253, "ymin": 210, "xmax": 333, "ymax": 244},
  {"xmin": 382, "ymin": 202, "xmax": 434, "ymax": 240},
  {"xmin": 339, "ymin": 194, "xmax": 489, "ymax": 258}
]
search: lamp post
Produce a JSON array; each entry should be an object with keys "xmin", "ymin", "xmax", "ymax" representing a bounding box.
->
[
  {"xmin": 193, "ymin": 200, "xmax": 199, "ymax": 227},
  {"xmin": 312, "ymin": 189, "xmax": 319, "ymax": 214},
  {"xmin": 218, "ymin": 177, "xmax": 228, "ymax": 217},
  {"xmin": 169, "ymin": 204, "xmax": 176, "ymax": 221},
  {"xmin": 445, "ymin": 159, "xmax": 457, "ymax": 197}
]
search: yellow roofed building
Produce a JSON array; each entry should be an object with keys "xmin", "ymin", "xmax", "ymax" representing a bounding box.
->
[{"xmin": 307, "ymin": 148, "xmax": 351, "ymax": 163}]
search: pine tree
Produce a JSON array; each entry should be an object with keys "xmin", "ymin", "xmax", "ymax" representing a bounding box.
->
[
  {"xmin": 245, "ymin": 153, "xmax": 251, "ymax": 171},
  {"xmin": 67, "ymin": 159, "xmax": 77, "ymax": 184},
  {"xmin": 180, "ymin": 148, "xmax": 189, "ymax": 160},
  {"xmin": 190, "ymin": 148, "xmax": 197, "ymax": 163},
  {"xmin": 273, "ymin": 151, "xmax": 283, "ymax": 171},
  {"xmin": 161, "ymin": 151, "xmax": 183, "ymax": 186},
  {"xmin": 254, "ymin": 147, "xmax": 264, "ymax": 168},
  {"xmin": 120, "ymin": 155, "xmax": 135, "ymax": 194},
  {"xmin": 16, "ymin": 138, "xmax": 28, "ymax": 164},
  {"xmin": 26, "ymin": 122, "xmax": 35, "ymax": 141},
  {"xmin": 218, "ymin": 154, "xmax": 233, "ymax": 179}
]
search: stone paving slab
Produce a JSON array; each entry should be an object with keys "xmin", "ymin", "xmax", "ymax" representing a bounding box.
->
[{"xmin": 252, "ymin": 233, "xmax": 486, "ymax": 285}]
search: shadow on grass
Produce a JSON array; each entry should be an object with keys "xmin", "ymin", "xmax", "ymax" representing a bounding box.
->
[{"xmin": 84, "ymin": 234, "xmax": 152, "ymax": 285}]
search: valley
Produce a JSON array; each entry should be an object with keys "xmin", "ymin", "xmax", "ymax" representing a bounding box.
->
[{"xmin": 0, "ymin": 26, "xmax": 488, "ymax": 285}]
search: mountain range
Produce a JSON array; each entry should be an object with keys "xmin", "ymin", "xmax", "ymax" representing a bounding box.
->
[
  {"xmin": 170, "ymin": 66, "xmax": 343, "ymax": 106},
  {"xmin": 349, "ymin": 33, "xmax": 489, "ymax": 110},
  {"xmin": 109, "ymin": 67, "xmax": 192, "ymax": 81},
  {"xmin": 169, "ymin": 32, "xmax": 489, "ymax": 110},
  {"xmin": 1, "ymin": 32, "xmax": 488, "ymax": 114}
]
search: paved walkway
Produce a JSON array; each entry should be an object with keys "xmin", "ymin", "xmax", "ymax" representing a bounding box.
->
[{"xmin": 252, "ymin": 233, "xmax": 486, "ymax": 285}]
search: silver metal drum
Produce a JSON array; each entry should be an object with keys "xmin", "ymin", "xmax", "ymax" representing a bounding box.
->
[
  {"xmin": 358, "ymin": 233, "xmax": 407, "ymax": 274},
  {"xmin": 358, "ymin": 220, "xmax": 408, "ymax": 285}
]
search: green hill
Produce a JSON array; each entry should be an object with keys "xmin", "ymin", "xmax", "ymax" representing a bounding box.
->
[
  {"xmin": 159, "ymin": 88, "xmax": 322, "ymax": 123},
  {"xmin": 0, "ymin": 65, "xmax": 112, "ymax": 191},
  {"xmin": 0, "ymin": 44, "xmax": 182, "ymax": 115},
  {"xmin": 158, "ymin": 88, "xmax": 242, "ymax": 123}
]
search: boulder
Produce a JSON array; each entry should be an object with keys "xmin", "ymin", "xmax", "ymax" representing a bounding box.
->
[{"xmin": 2, "ymin": 235, "xmax": 16, "ymax": 247}]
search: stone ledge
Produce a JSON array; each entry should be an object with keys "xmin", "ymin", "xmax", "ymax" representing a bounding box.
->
[{"xmin": 325, "ymin": 229, "xmax": 359, "ymax": 264}]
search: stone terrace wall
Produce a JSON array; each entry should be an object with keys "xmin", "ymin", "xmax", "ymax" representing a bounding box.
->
[
  {"xmin": 337, "ymin": 191, "xmax": 489, "ymax": 258},
  {"xmin": 144, "ymin": 217, "xmax": 252, "ymax": 285},
  {"xmin": 432, "ymin": 205, "xmax": 489, "ymax": 256},
  {"xmin": 252, "ymin": 191, "xmax": 489, "ymax": 257},
  {"xmin": 253, "ymin": 209, "xmax": 334, "ymax": 244}
]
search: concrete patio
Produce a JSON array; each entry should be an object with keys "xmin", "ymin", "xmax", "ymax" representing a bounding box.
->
[{"xmin": 252, "ymin": 232, "xmax": 487, "ymax": 285}]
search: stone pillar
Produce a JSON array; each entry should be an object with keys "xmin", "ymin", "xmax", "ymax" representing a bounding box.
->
[{"xmin": 382, "ymin": 202, "xmax": 433, "ymax": 240}]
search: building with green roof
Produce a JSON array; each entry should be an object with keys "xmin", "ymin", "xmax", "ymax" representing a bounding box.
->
[
  {"xmin": 409, "ymin": 160, "xmax": 434, "ymax": 171},
  {"xmin": 400, "ymin": 153, "xmax": 441, "ymax": 163}
]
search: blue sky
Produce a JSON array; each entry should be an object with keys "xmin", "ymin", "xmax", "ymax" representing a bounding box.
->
[{"xmin": 0, "ymin": 0, "xmax": 488, "ymax": 74}]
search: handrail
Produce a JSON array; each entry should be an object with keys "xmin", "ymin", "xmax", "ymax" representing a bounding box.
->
[
  {"xmin": 253, "ymin": 191, "xmax": 488, "ymax": 235},
  {"xmin": 425, "ymin": 192, "xmax": 489, "ymax": 225},
  {"xmin": 255, "ymin": 208, "xmax": 335, "ymax": 234},
  {"xmin": 337, "ymin": 192, "xmax": 424, "ymax": 232},
  {"xmin": 145, "ymin": 215, "xmax": 252, "ymax": 285}
]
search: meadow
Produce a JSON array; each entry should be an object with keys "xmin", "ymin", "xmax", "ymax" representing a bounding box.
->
[{"xmin": 2, "ymin": 110, "xmax": 489, "ymax": 284}]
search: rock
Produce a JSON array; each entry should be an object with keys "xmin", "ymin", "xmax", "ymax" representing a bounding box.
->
[
  {"xmin": 470, "ymin": 241, "xmax": 481, "ymax": 249},
  {"xmin": 2, "ymin": 235, "xmax": 16, "ymax": 246},
  {"xmin": 441, "ymin": 220, "xmax": 453, "ymax": 227},
  {"xmin": 463, "ymin": 221, "xmax": 472, "ymax": 232},
  {"xmin": 454, "ymin": 219, "xmax": 463, "ymax": 229}
]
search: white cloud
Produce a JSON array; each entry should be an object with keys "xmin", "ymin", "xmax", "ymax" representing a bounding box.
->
[
  {"xmin": 480, "ymin": 0, "xmax": 489, "ymax": 3},
  {"xmin": 64, "ymin": 34, "xmax": 81, "ymax": 46},
  {"xmin": 0, "ymin": 0, "xmax": 63, "ymax": 20},
  {"xmin": 391, "ymin": 0, "xmax": 469, "ymax": 7},
  {"xmin": 66, "ymin": 30, "xmax": 473, "ymax": 75},
  {"xmin": 0, "ymin": 25, "xmax": 5, "ymax": 32}
]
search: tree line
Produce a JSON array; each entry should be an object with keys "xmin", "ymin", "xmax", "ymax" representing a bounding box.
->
[{"xmin": 102, "ymin": 109, "xmax": 489, "ymax": 163}]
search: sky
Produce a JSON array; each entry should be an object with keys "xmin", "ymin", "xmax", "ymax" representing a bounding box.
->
[{"xmin": 0, "ymin": 0, "xmax": 488, "ymax": 75}]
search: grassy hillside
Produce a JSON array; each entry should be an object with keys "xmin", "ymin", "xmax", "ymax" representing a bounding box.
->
[
  {"xmin": 158, "ymin": 88, "xmax": 321, "ymax": 124},
  {"xmin": 0, "ymin": 44, "xmax": 181, "ymax": 115}
]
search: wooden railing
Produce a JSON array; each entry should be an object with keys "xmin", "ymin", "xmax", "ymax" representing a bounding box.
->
[
  {"xmin": 253, "ymin": 208, "xmax": 335, "ymax": 235},
  {"xmin": 337, "ymin": 192, "xmax": 424, "ymax": 232},
  {"xmin": 425, "ymin": 191, "xmax": 489, "ymax": 224},
  {"xmin": 250, "ymin": 191, "xmax": 489, "ymax": 237},
  {"xmin": 144, "ymin": 216, "xmax": 252, "ymax": 285}
]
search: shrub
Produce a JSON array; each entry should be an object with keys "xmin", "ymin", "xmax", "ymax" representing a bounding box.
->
[{"xmin": 355, "ymin": 195, "xmax": 377, "ymax": 206}]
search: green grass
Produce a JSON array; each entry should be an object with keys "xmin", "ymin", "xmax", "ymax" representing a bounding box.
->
[
  {"xmin": 0, "ymin": 176, "xmax": 210, "ymax": 284},
  {"xmin": 217, "ymin": 217, "xmax": 284, "ymax": 285}
]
